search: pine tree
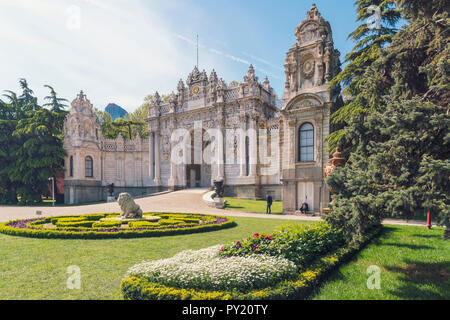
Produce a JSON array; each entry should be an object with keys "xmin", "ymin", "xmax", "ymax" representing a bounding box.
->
[
  {"xmin": 325, "ymin": 0, "xmax": 450, "ymax": 241},
  {"xmin": 327, "ymin": 0, "xmax": 401, "ymax": 154},
  {"xmin": 0, "ymin": 80, "xmax": 68, "ymax": 204}
]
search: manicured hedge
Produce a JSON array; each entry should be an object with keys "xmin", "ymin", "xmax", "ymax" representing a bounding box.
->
[
  {"xmin": 120, "ymin": 226, "xmax": 382, "ymax": 300},
  {"xmin": 56, "ymin": 220, "xmax": 94, "ymax": 228},
  {"xmin": 0, "ymin": 214, "xmax": 236, "ymax": 239},
  {"xmin": 92, "ymin": 221, "xmax": 123, "ymax": 228}
]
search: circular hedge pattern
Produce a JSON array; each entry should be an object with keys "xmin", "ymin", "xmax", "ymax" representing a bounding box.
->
[{"xmin": 0, "ymin": 213, "xmax": 236, "ymax": 239}]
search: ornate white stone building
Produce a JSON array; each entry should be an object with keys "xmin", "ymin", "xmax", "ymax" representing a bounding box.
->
[
  {"xmin": 279, "ymin": 4, "xmax": 341, "ymax": 213},
  {"xmin": 63, "ymin": 4, "xmax": 341, "ymax": 213},
  {"xmin": 63, "ymin": 91, "xmax": 152, "ymax": 204}
]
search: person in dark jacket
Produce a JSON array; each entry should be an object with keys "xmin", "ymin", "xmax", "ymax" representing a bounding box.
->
[
  {"xmin": 266, "ymin": 194, "xmax": 273, "ymax": 214},
  {"xmin": 300, "ymin": 201, "xmax": 309, "ymax": 214}
]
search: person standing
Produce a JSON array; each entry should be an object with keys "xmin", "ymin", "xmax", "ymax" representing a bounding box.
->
[{"xmin": 266, "ymin": 193, "xmax": 273, "ymax": 214}]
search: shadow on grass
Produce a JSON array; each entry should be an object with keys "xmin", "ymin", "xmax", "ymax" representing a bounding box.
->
[
  {"xmin": 411, "ymin": 233, "xmax": 442, "ymax": 239},
  {"xmin": 226, "ymin": 205, "xmax": 245, "ymax": 210},
  {"xmin": 384, "ymin": 260, "xmax": 450, "ymax": 300},
  {"xmin": 381, "ymin": 243, "xmax": 434, "ymax": 250}
]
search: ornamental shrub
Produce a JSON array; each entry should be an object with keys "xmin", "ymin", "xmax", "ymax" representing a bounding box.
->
[
  {"xmin": 121, "ymin": 226, "xmax": 382, "ymax": 300},
  {"xmin": 128, "ymin": 221, "xmax": 160, "ymax": 229},
  {"xmin": 92, "ymin": 221, "xmax": 122, "ymax": 228},
  {"xmin": 125, "ymin": 246, "xmax": 297, "ymax": 292},
  {"xmin": 220, "ymin": 222, "xmax": 344, "ymax": 269},
  {"xmin": 56, "ymin": 220, "xmax": 94, "ymax": 228},
  {"xmin": 0, "ymin": 214, "xmax": 236, "ymax": 239}
]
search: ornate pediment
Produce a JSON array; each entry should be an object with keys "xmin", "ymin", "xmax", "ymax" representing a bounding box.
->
[
  {"xmin": 294, "ymin": 4, "xmax": 331, "ymax": 45},
  {"xmin": 284, "ymin": 93, "xmax": 323, "ymax": 112},
  {"xmin": 186, "ymin": 66, "xmax": 208, "ymax": 86},
  {"xmin": 70, "ymin": 90, "xmax": 94, "ymax": 115}
]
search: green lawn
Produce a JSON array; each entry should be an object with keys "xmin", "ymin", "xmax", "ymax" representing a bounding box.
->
[
  {"xmin": 1, "ymin": 216, "xmax": 448, "ymax": 300},
  {"xmin": 0, "ymin": 216, "xmax": 307, "ymax": 300},
  {"xmin": 312, "ymin": 225, "xmax": 450, "ymax": 300},
  {"xmin": 224, "ymin": 197, "xmax": 283, "ymax": 214}
]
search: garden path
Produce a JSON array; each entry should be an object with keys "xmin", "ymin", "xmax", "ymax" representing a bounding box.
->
[{"xmin": 0, "ymin": 189, "xmax": 436, "ymax": 227}]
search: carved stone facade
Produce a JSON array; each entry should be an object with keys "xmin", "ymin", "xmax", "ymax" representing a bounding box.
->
[
  {"xmin": 147, "ymin": 64, "xmax": 279, "ymax": 199},
  {"xmin": 280, "ymin": 4, "xmax": 341, "ymax": 214},
  {"xmin": 63, "ymin": 4, "xmax": 340, "ymax": 211},
  {"xmin": 63, "ymin": 91, "xmax": 156, "ymax": 204}
]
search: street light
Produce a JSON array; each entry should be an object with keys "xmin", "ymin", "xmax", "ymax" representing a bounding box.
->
[{"xmin": 48, "ymin": 177, "xmax": 55, "ymax": 207}]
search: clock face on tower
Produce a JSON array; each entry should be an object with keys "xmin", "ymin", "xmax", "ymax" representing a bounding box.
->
[{"xmin": 192, "ymin": 85, "xmax": 200, "ymax": 96}]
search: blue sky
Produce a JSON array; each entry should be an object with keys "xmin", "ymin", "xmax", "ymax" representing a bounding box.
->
[{"xmin": 0, "ymin": 0, "xmax": 360, "ymax": 113}]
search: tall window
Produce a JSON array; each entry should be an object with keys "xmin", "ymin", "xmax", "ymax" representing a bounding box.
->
[
  {"xmin": 69, "ymin": 156, "xmax": 73, "ymax": 177},
  {"xmin": 85, "ymin": 156, "xmax": 93, "ymax": 178},
  {"xmin": 299, "ymin": 123, "xmax": 314, "ymax": 162}
]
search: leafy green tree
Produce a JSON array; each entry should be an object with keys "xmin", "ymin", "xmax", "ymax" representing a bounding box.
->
[
  {"xmin": 11, "ymin": 107, "xmax": 66, "ymax": 204},
  {"xmin": 0, "ymin": 98, "xmax": 19, "ymax": 203},
  {"xmin": 325, "ymin": 0, "xmax": 450, "ymax": 241},
  {"xmin": 0, "ymin": 80, "xmax": 67, "ymax": 204},
  {"xmin": 125, "ymin": 103, "xmax": 148, "ymax": 139},
  {"xmin": 326, "ymin": 101, "xmax": 449, "ymax": 243},
  {"xmin": 93, "ymin": 108, "xmax": 117, "ymax": 139},
  {"xmin": 43, "ymin": 85, "xmax": 68, "ymax": 113},
  {"xmin": 327, "ymin": 0, "xmax": 401, "ymax": 154}
]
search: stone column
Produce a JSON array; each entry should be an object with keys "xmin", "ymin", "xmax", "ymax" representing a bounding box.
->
[
  {"xmin": 287, "ymin": 119, "xmax": 297, "ymax": 171},
  {"xmin": 168, "ymin": 120, "xmax": 178, "ymax": 190},
  {"xmin": 149, "ymin": 132, "xmax": 154, "ymax": 180},
  {"xmin": 239, "ymin": 114, "xmax": 247, "ymax": 177},
  {"xmin": 154, "ymin": 130, "xmax": 161, "ymax": 185},
  {"xmin": 248, "ymin": 114, "xmax": 258, "ymax": 177},
  {"xmin": 216, "ymin": 108, "xmax": 225, "ymax": 180}
]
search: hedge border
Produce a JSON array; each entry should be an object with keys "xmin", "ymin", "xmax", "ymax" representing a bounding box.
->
[
  {"xmin": 0, "ymin": 214, "xmax": 236, "ymax": 240},
  {"xmin": 120, "ymin": 226, "xmax": 383, "ymax": 300}
]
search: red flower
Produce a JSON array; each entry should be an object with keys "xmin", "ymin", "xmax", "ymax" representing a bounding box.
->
[
  {"xmin": 265, "ymin": 235, "xmax": 273, "ymax": 241},
  {"xmin": 253, "ymin": 233, "xmax": 260, "ymax": 238}
]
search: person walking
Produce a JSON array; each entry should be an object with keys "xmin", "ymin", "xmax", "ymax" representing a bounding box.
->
[{"xmin": 266, "ymin": 193, "xmax": 273, "ymax": 214}]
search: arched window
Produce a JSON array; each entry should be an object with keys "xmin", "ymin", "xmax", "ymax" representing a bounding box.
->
[
  {"xmin": 69, "ymin": 156, "xmax": 73, "ymax": 177},
  {"xmin": 85, "ymin": 156, "xmax": 93, "ymax": 178},
  {"xmin": 299, "ymin": 123, "xmax": 314, "ymax": 162}
]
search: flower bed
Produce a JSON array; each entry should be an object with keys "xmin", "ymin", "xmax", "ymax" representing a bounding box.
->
[
  {"xmin": 126, "ymin": 246, "xmax": 297, "ymax": 292},
  {"xmin": 0, "ymin": 213, "xmax": 236, "ymax": 239},
  {"xmin": 121, "ymin": 223, "xmax": 382, "ymax": 300},
  {"xmin": 220, "ymin": 223, "xmax": 345, "ymax": 270}
]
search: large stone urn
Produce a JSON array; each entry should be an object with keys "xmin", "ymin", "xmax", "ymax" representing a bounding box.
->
[{"xmin": 322, "ymin": 148, "xmax": 346, "ymax": 215}]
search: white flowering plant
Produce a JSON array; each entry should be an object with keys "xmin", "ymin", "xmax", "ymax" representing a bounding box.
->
[{"xmin": 125, "ymin": 245, "xmax": 297, "ymax": 291}]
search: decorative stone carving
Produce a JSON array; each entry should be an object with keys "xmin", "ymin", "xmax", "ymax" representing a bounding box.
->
[
  {"xmin": 302, "ymin": 58, "xmax": 315, "ymax": 79},
  {"xmin": 118, "ymin": 193, "xmax": 143, "ymax": 219},
  {"xmin": 244, "ymin": 64, "xmax": 258, "ymax": 84}
]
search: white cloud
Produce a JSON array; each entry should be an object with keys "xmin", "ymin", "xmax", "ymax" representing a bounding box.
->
[{"xmin": 0, "ymin": 0, "xmax": 192, "ymax": 111}]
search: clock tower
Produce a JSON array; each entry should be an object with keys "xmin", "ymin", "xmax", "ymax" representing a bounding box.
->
[{"xmin": 280, "ymin": 4, "xmax": 341, "ymax": 214}]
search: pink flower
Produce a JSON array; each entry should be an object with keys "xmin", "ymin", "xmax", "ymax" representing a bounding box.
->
[
  {"xmin": 220, "ymin": 246, "xmax": 224, "ymax": 252},
  {"xmin": 253, "ymin": 233, "xmax": 260, "ymax": 238},
  {"xmin": 265, "ymin": 235, "xmax": 273, "ymax": 241}
]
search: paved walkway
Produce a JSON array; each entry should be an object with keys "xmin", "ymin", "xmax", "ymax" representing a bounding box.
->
[{"xmin": 0, "ymin": 189, "xmax": 435, "ymax": 227}]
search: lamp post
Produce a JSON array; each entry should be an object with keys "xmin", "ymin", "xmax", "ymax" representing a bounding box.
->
[
  {"xmin": 427, "ymin": 210, "xmax": 432, "ymax": 230},
  {"xmin": 48, "ymin": 177, "xmax": 55, "ymax": 207}
]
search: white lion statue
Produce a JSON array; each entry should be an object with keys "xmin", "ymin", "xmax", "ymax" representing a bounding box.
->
[{"xmin": 118, "ymin": 193, "xmax": 143, "ymax": 219}]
